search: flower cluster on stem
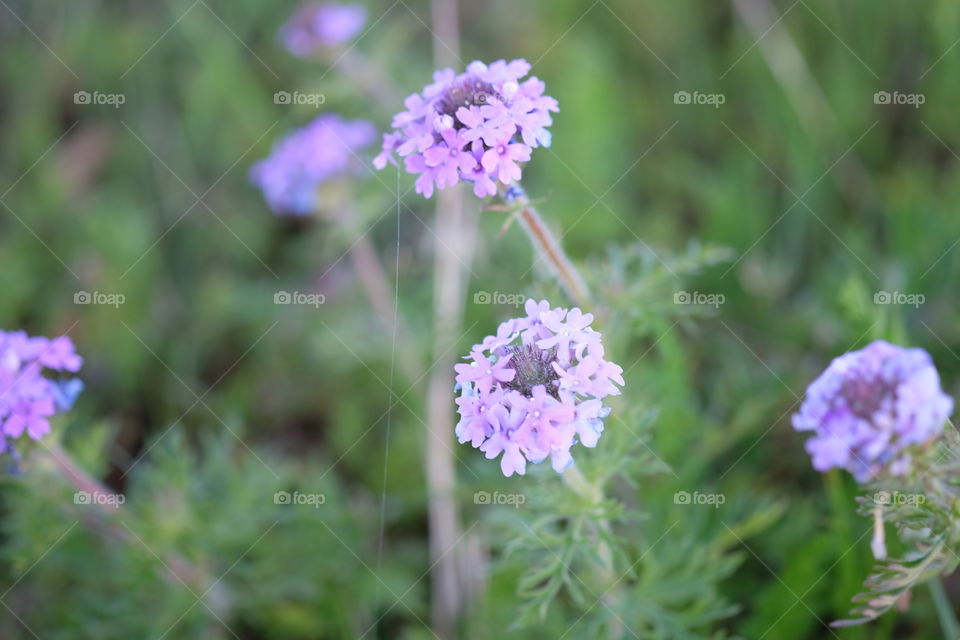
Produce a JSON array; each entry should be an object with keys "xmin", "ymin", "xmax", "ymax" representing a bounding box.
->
[
  {"xmin": 249, "ymin": 114, "xmax": 376, "ymax": 215},
  {"xmin": 374, "ymin": 59, "xmax": 557, "ymax": 198},
  {"xmin": 793, "ymin": 340, "xmax": 953, "ymax": 482},
  {"xmin": 454, "ymin": 300, "xmax": 623, "ymax": 476},
  {"xmin": 0, "ymin": 330, "xmax": 82, "ymax": 456}
]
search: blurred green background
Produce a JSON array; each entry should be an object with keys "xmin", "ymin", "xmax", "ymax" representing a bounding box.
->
[{"xmin": 2, "ymin": 0, "xmax": 960, "ymax": 638}]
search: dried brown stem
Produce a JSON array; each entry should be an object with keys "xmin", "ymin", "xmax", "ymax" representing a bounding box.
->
[
  {"xmin": 425, "ymin": 0, "xmax": 470, "ymax": 636},
  {"xmin": 506, "ymin": 187, "xmax": 591, "ymax": 308}
]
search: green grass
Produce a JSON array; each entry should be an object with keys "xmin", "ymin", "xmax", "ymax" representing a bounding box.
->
[{"xmin": 2, "ymin": 0, "xmax": 960, "ymax": 637}]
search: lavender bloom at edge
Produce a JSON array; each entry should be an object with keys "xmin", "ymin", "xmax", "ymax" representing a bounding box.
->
[
  {"xmin": 792, "ymin": 339, "xmax": 954, "ymax": 481},
  {"xmin": 0, "ymin": 330, "xmax": 83, "ymax": 454}
]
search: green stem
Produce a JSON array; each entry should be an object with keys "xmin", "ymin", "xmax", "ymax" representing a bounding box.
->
[
  {"xmin": 562, "ymin": 466, "xmax": 622, "ymax": 638},
  {"xmin": 927, "ymin": 578, "xmax": 959, "ymax": 640},
  {"xmin": 561, "ymin": 464, "xmax": 603, "ymax": 502}
]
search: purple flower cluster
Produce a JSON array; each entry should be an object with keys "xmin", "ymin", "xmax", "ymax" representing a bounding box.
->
[
  {"xmin": 793, "ymin": 340, "xmax": 954, "ymax": 481},
  {"xmin": 454, "ymin": 300, "xmax": 623, "ymax": 477},
  {"xmin": 250, "ymin": 114, "xmax": 376, "ymax": 215},
  {"xmin": 374, "ymin": 59, "xmax": 558, "ymax": 198},
  {"xmin": 280, "ymin": 3, "xmax": 367, "ymax": 55},
  {"xmin": 0, "ymin": 330, "xmax": 83, "ymax": 455}
]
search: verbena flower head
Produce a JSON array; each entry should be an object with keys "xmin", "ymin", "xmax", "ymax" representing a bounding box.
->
[
  {"xmin": 280, "ymin": 2, "xmax": 367, "ymax": 55},
  {"xmin": 250, "ymin": 114, "xmax": 376, "ymax": 215},
  {"xmin": 374, "ymin": 59, "xmax": 558, "ymax": 198},
  {"xmin": 793, "ymin": 340, "xmax": 953, "ymax": 481},
  {"xmin": 454, "ymin": 300, "xmax": 623, "ymax": 477},
  {"xmin": 0, "ymin": 330, "xmax": 83, "ymax": 456}
]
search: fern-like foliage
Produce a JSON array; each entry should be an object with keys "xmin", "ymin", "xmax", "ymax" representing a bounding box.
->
[
  {"xmin": 484, "ymin": 408, "xmax": 746, "ymax": 640},
  {"xmin": 476, "ymin": 244, "xmax": 741, "ymax": 640},
  {"xmin": 0, "ymin": 431, "xmax": 402, "ymax": 639},
  {"xmin": 465, "ymin": 243, "xmax": 775, "ymax": 639},
  {"xmin": 835, "ymin": 426, "xmax": 960, "ymax": 626}
]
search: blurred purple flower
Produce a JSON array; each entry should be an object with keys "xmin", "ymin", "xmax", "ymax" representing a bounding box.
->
[
  {"xmin": 374, "ymin": 59, "xmax": 558, "ymax": 199},
  {"xmin": 793, "ymin": 340, "xmax": 954, "ymax": 481},
  {"xmin": 0, "ymin": 330, "xmax": 82, "ymax": 453},
  {"xmin": 280, "ymin": 3, "xmax": 367, "ymax": 56},
  {"xmin": 249, "ymin": 114, "xmax": 376, "ymax": 215},
  {"xmin": 454, "ymin": 300, "xmax": 623, "ymax": 477}
]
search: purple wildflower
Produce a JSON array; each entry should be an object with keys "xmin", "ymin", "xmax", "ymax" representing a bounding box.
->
[
  {"xmin": 455, "ymin": 300, "xmax": 623, "ymax": 477},
  {"xmin": 0, "ymin": 330, "xmax": 83, "ymax": 455},
  {"xmin": 793, "ymin": 340, "xmax": 954, "ymax": 481},
  {"xmin": 374, "ymin": 59, "xmax": 558, "ymax": 198},
  {"xmin": 280, "ymin": 3, "xmax": 367, "ymax": 56},
  {"xmin": 250, "ymin": 114, "xmax": 376, "ymax": 215}
]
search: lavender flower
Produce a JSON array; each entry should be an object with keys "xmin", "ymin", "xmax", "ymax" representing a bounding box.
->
[
  {"xmin": 793, "ymin": 340, "xmax": 953, "ymax": 481},
  {"xmin": 0, "ymin": 330, "xmax": 83, "ymax": 455},
  {"xmin": 280, "ymin": 3, "xmax": 367, "ymax": 56},
  {"xmin": 374, "ymin": 59, "xmax": 558, "ymax": 198},
  {"xmin": 454, "ymin": 300, "xmax": 623, "ymax": 477},
  {"xmin": 250, "ymin": 114, "xmax": 376, "ymax": 215}
]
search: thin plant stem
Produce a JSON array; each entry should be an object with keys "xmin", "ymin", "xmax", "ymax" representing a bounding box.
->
[
  {"xmin": 561, "ymin": 465, "xmax": 622, "ymax": 638},
  {"xmin": 503, "ymin": 185, "xmax": 591, "ymax": 308},
  {"xmin": 340, "ymin": 221, "xmax": 422, "ymax": 383},
  {"xmin": 44, "ymin": 441, "xmax": 120, "ymax": 511},
  {"xmin": 561, "ymin": 464, "xmax": 602, "ymax": 502},
  {"xmin": 324, "ymin": 13, "xmax": 466, "ymax": 634},
  {"xmin": 424, "ymin": 0, "xmax": 470, "ymax": 635},
  {"xmin": 927, "ymin": 578, "xmax": 960, "ymax": 640},
  {"xmin": 870, "ymin": 504, "xmax": 887, "ymax": 560},
  {"xmin": 40, "ymin": 443, "xmax": 219, "ymax": 605}
]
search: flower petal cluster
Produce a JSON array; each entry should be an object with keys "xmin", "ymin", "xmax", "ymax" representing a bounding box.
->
[
  {"xmin": 280, "ymin": 3, "xmax": 367, "ymax": 55},
  {"xmin": 793, "ymin": 340, "xmax": 954, "ymax": 481},
  {"xmin": 250, "ymin": 115, "xmax": 376, "ymax": 215},
  {"xmin": 374, "ymin": 59, "xmax": 558, "ymax": 198},
  {"xmin": 0, "ymin": 330, "xmax": 83, "ymax": 455},
  {"xmin": 454, "ymin": 300, "xmax": 623, "ymax": 476}
]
